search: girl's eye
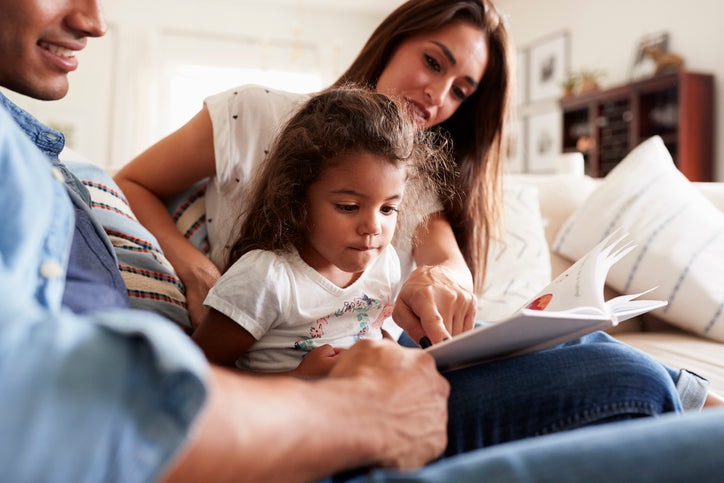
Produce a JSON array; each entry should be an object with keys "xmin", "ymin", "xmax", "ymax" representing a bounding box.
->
[
  {"xmin": 452, "ymin": 85, "xmax": 467, "ymax": 101},
  {"xmin": 336, "ymin": 204, "xmax": 358, "ymax": 213},
  {"xmin": 380, "ymin": 206, "xmax": 399, "ymax": 215},
  {"xmin": 424, "ymin": 54, "xmax": 441, "ymax": 72}
]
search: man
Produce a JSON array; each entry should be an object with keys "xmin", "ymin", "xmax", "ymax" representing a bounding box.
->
[{"xmin": 1, "ymin": 1, "xmax": 723, "ymax": 482}]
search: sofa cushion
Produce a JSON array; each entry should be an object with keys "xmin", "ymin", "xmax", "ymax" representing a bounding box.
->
[
  {"xmin": 65, "ymin": 160, "xmax": 191, "ymax": 331},
  {"xmin": 553, "ymin": 136, "xmax": 724, "ymax": 342},
  {"xmin": 615, "ymin": 330, "xmax": 724, "ymax": 394},
  {"xmin": 477, "ymin": 183, "xmax": 551, "ymax": 321}
]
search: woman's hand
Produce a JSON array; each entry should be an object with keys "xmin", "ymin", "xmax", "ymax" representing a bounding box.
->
[
  {"xmin": 114, "ymin": 106, "xmax": 218, "ymax": 330},
  {"xmin": 292, "ymin": 345, "xmax": 347, "ymax": 378},
  {"xmin": 180, "ymin": 258, "xmax": 222, "ymax": 331},
  {"xmin": 392, "ymin": 264, "xmax": 477, "ymax": 346}
]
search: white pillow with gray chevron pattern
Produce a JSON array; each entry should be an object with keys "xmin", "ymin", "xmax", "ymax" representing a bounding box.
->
[
  {"xmin": 477, "ymin": 184, "xmax": 551, "ymax": 321},
  {"xmin": 553, "ymin": 136, "xmax": 724, "ymax": 341}
]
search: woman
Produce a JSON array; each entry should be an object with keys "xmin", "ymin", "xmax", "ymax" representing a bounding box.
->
[
  {"xmin": 116, "ymin": 0, "xmax": 499, "ymax": 341},
  {"xmin": 115, "ymin": 0, "xmax": 705, "ymax": 453}
]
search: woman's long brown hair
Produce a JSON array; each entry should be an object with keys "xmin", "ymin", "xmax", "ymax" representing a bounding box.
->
[{"xmin": 334, "ymin": 0, "xmax": 513, "ymax": 294}]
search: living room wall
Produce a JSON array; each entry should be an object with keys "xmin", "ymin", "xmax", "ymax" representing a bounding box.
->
[
  {"xmin": 497, "ymin": 0, "xmax": 724, "ymax": 181},
  {"xmin": 5, "ymin": 0, "xmax": 721, "ymax": 180}
]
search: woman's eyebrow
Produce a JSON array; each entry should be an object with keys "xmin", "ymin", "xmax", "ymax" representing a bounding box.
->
[
  {"xmin": 432, "ymin": 41, "xmax": 457, "ymax": 65},
  {"xmin": 431, "ymin": 41, "xmax": 479, "ymax": 88}
]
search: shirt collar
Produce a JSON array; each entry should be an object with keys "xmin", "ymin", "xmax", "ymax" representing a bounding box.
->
[{"xmin": 0, "ymin": 91, "xmax": 65, "ymax": 160}]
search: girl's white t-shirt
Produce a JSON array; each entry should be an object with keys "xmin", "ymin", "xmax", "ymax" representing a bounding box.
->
[{"xmin": 204, "ymin": 246, "xmax": 401, "ymax": 373}]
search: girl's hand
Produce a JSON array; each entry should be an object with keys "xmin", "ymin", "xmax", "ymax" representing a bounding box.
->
[
  {"xmin": 292, "ymin": 345, "xmax": 347, "ymax": 378},
  {"xmin": 392, "ymin": 265, "xmax": 476, "ymax": 346}
]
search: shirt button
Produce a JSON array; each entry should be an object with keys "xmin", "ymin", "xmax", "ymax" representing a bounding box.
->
[
  {"xmin": 51, "ymin": 167, "xmax": 65, "ymax": 183},
  {"xmin": 40, "ymin": 261, "xmax": 64, "ymax": 279}
]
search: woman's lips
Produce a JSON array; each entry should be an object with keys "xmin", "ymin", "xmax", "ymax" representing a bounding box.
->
[{"xmin": 407, "ymin": 99, "xmax": 431, "ymax": 124}]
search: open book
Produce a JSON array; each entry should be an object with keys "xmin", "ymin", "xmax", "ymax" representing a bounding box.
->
[{"xmin": 427, "ymin": 230, "xmax": 667, "ymax": 371}]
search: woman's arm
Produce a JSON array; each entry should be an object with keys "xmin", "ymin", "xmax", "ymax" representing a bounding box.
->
[
  {"xmin": 392, "ymin": 212, "xmax": 477, "ymax": 345},
  {"xmin": 114, "ymin": 106, "xmax": 219, "ymax": 329}
]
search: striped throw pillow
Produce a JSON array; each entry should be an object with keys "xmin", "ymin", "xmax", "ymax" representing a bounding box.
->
[
  {"xmin": 66, "ymin": 161, "xmax": 192, "ymax": 331},
  {"xmin": 554, "ymin": 136, "xmax": 724, "ymax": 341}
]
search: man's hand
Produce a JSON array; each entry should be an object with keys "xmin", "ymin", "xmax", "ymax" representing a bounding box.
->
[
  {"xmin": 392, "ymin": 265, "xmax": 477, "ymax": 346},
  {"xmin": 329, "ymin": 339, "xmax": 450, "ymax": 468}
]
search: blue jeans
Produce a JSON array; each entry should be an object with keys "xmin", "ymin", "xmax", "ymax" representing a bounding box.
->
[
  {"xmin": 325, "ymin": 331, "xmax": 684, "ymax": 481},
  {"xmin": 440, "ymin": 331, "xmax": 682, "ymax": 454},
  {"xmin": 354, "ymin": 407, "xmax": 724, "ymax": 482}
]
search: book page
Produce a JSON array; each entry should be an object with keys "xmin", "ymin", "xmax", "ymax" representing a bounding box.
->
[
  {"xmin": 521, "ymin": 231, "xmax": 635, "ymax": 315},
  {"xmin": 425, "ymin": 230, "xmax": 667, "ymax": 371},
  {"xmin": 604, "ymin": 289, "xmax": 668, "ymax": 323}
]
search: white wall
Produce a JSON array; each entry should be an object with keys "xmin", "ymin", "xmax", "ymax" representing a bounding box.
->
[
  {"xmin": 2, "ymin": 0, "xmax": 392, "ymax": 169},
  {"xmin": 497, "ymin": 0, "xmax": 724, "ymax": 180}
]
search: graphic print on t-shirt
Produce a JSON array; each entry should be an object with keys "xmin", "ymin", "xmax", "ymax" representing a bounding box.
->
[{"xmin": 294, "ymin": 293, "xmax": 393, "ymax": 351}]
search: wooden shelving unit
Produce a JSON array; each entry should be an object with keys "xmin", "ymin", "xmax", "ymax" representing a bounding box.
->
[{"xmin": 560, "ymin": 71, "xmax": 714, "ymax": 181}]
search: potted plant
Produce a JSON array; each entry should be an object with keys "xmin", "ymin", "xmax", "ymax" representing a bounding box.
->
[
  {"xmin": 561, "ymin": 72, "xmax": 579, "ymax": 98},
  {"xmin": 578, "ymin": 68, "xmax": 606, "ymax": 94}
]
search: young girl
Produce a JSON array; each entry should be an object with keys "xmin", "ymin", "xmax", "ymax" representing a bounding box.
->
[{"xmin": 192, "ymin": 87, "xmax": 447, "ymax": 377}]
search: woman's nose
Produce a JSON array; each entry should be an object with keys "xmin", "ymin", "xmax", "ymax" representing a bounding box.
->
[{"xmin": 424, "ymin": 79, "xmax": 449, "ymax": 106}]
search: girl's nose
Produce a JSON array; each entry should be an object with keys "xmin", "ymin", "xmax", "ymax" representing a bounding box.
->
[{"xmin": 358, "ymin": 212, "xmax": 382, "ymax": 236}]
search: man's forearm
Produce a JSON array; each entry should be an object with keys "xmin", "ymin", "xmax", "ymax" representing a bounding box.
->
[
  {"xmin": 163, "ymin": 342, "xmax": 449, "ymax": 482},
  {"xmin": 162, "ymin": 367, "xmax": 381, "ymax": 483}
]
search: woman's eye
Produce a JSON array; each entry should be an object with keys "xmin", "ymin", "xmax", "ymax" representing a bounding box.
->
[
  {"xmin": 424, "ymin": 54, "xmax": 441, "ymax": 72},
  {"xmin": 380, "ymin": 206, "xmax": 399, "ymax": 215},
  {"xmin": 452, "ymin": 85, "xmax": 467, "ymax": 101},
  {"xmin": 336, "ymin": 204, "xmax": 357, "ymax": 212}
]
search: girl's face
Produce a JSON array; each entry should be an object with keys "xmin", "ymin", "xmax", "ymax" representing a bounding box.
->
[
  {"xmin": 376, "ymin": 21, "xmax": 488, "ymax": 129},
  {"xmin": 300, "ymin": 152, "xmax": 406, "ymax": 288}
]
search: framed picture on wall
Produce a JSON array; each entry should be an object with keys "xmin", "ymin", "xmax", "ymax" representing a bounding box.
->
[
  {"xmin": 527, "ymin": 110, "xmax": 561, "ymax": 173},
  {"xmin": 628, "ymin": 31, "xmax": 670, "ymax": 81},
  {"xmin": 516, "ymin": 48, "xmax": 528, "ymax": 106},
  {"xmin": 528, "ymin": 31, "xmax": 569, "ymax": 103},
  {"xmin": 507, "ymin": 118, "xmax": 527, "ymax": 173}
]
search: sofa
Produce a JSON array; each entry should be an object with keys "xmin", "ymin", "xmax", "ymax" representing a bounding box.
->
[
  {"xmin": 65, "ymin": 136, "xmax": 724, "ymax": 395},
  {"xmin": 496, "ymin": 137, "xmax": 724, "ymax": 394}
]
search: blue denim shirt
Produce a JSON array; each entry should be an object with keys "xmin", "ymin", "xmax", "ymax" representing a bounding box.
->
[{"xmin": 0, "ymin": 94, "xmax": 208, "ymax": 482}]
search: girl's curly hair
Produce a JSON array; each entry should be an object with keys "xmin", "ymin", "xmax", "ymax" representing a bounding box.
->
[{"xmin": 226, "ymin": 85, "xmax": 452, "ymax": 271}]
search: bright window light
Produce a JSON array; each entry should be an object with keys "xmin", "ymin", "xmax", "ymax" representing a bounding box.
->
[{"xmin": 161, "ymin": 63, "xmax": 323, "ymax": 136}]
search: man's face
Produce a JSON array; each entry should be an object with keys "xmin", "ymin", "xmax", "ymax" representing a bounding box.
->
[{"xmin": 0, "ymin": 0, "xmax": 107, "ymax": 100}]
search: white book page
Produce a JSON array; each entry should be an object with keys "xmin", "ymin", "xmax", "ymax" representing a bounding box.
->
[{"xmin": 520, "ymin": 231, "xmax": 635, "ymax": 315}]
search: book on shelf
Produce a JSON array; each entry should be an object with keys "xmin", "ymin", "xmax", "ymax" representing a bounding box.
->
[{"xmin": 426, "ymin": 230, "xmax": 667, "ymax": 371}]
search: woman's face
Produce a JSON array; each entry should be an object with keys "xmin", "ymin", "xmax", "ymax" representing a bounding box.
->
[{"xmin": 376, "ymin": 21, "xmax": 488, "ymax": 129}]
